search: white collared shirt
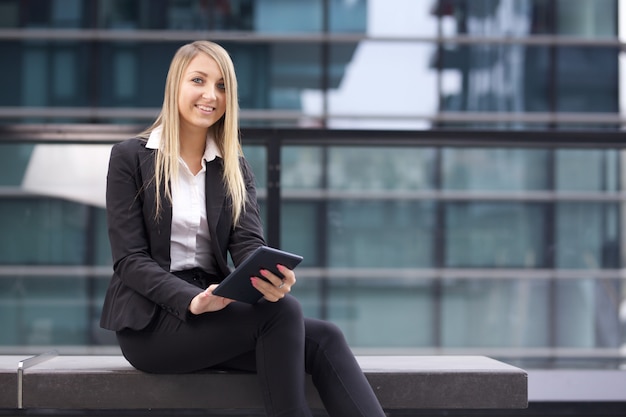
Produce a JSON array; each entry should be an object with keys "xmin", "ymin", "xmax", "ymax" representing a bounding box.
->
[{"xmin": 146, "ymin": 127, "xmax": 221, "ymax": 273}]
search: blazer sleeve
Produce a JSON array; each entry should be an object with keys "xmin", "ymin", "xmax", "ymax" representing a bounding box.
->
[
  {"xmin": 227, "ymin": 157, "xmax": 267, "ymax": 267},
  {"xmin": 104, "ymin": 139, "xmax": 201, "ymax": 327}
]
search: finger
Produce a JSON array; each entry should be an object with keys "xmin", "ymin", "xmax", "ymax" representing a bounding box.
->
[
  {"xmin": 251, "ymin": 277, "xmax": 286, "ymax": 301},
  {"xmin": 259, "ymin": 269, "xmax": 285, "ymax": 288},
  {"xmin": 276, "ymin": 264, "xmax": 296, "ymax": 286}
]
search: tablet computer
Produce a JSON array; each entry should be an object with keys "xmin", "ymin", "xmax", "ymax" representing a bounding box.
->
[{"xmin": 213, "ymin": 246, "xmax": 303, "ymax": 304}]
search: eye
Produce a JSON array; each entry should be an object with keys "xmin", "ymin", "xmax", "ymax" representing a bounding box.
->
[
  {"xmin": 192, "ymin": 77, "xmax": 203, "ymax": 84},
  {"xmin": 217, "ymin": 82, "xmax": 226, "ymax": 90}
]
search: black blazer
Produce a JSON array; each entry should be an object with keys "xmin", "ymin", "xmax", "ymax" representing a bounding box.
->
[{"xmin": 100, "ymin": 138, "xmax": 265, "ymax": 331}]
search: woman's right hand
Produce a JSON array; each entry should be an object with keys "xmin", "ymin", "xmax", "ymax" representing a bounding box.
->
[{"xmin": 188, "ymin": 284, "xmax": 234, "ymax": 314}]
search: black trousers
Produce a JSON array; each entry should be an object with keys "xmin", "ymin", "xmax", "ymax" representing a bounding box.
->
[{"xmin": 116, "ymin": 293, "xmax": 386, "ymax": 417}]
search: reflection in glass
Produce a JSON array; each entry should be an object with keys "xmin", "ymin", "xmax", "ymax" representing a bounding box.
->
[
  {"xmin": 443, "ymin": 148, "xmax": 549, "ymax": 191},
  {"xmin": 445, "ymin": 203, "xmax": 546, "ymax": 268},
  {"xmin": 0, "ymin": 144, "xmax": 34, "ymax": 186},
  {"xmin": 327, "ymin": 200, "xmax": 435, "ymax": 268},
  {"xmin": 281, "ymin": 147, "xmax": 324, "ymax": 190},
  {"xmin": 556, "ymin": 203, "xmax": 620, "ymax": 269},
  {"xmin": 324, "ymin": 42, "xmax": 437, "ymax": 130},
  {"xmin": 328, "ymin": 278, "xmax": 435, "ymax": 348},
  {"xmin": 328, "ymin": 147, "xmax": 436, "ymax": 191},
  {"xmin": 0, "ymin": 276, "xmax": 90, "ymax": 345},
  {"xmin": 554, "ymin": 278, "xmax": 622, "ymax": 348},
  {"xmin": 556, "ymin": 149, "xmax": 619, "ymax": 192},
  {"xmin": 442, "ymin": 279, "xmax": 550, "ymax": 348},
  {"xmin": 556, "ymin": 47, "xmax": 618, "ymax": 114},
  {"xmin": 281, "ymin": 202, "xmax": 319, "ymax": 266}
]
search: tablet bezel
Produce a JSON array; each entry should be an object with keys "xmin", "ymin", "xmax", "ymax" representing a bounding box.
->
[{"xmin": 213, "ymin": 246, "xmax": 303, "ymax": 303}]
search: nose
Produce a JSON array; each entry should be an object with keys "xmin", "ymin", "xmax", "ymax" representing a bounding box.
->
[{"xmin": 202, "ymin": 86, "xmax": 217, "ymax": 100}]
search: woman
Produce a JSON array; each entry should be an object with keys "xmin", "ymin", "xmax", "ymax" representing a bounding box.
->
[{"xmin": 100, "ymin": 40, "xmax": 386, "ymax": 417}]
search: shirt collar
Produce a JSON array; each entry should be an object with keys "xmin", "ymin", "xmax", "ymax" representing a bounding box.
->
[{"xmin": 146, "ymin": 126, "xmax": 222, "ymax": 162}]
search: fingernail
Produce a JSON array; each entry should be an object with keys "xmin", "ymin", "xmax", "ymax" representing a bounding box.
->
[{"xmin": 250, "ymin": 277, "xmax": 257, "ymax": 286}]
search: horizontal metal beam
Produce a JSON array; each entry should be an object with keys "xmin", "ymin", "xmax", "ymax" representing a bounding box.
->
[
  {"xmin": 1, "ymin": 345, "xmax": 622, "ymax": 360},
  {"xmin": 0, "ymin": 28, "xmax": 623, "ymax": 47},
  {"xmin": 2, "ymin": 107, "xmax": 626, "ymax": 127},
  {"xmin": 1, "ymin": 123, "xmax": 626, "ymax": 148},
  {"xmin": 3, "ymin": 185, "xmax": 624, "ymax": 202},
  {"xmin": 281, "ymin": 189, "xmax": 626, "ymax": 202},
  {"xmin": 0, "ymin": 265, "xmax": 625, "ymax": 280}
]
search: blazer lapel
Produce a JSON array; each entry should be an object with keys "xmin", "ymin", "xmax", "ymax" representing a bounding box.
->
[
  {"xmin": 139, "ymin": 146, "xmax": 173, "ymax": 268},
  {"xmin": 205, "ymin": 158, "xmax": 232, "ymax": 276},
  {"xmin": 205, "ymin": 158, "xmax": 225, "ymax": 232}
]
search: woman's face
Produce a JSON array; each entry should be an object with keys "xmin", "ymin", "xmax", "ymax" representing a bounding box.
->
[{"xmin": 178, "ymin": 53, "xmax": 227, "ymax": 133}]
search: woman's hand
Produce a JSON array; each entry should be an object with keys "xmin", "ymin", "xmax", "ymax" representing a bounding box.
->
[
  {"xmin": 188, "ymin": 284, "xmax": 234, "ymax": 315},
  {"xmin": 250, "ymin": 264, "xmax": 296, "ymax": 302}
]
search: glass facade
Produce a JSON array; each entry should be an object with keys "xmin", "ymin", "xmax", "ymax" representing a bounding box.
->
[
  {"xmin": 0, "ymin": 0, "xmax": 623, "ymax": 128},
  {"xmin": 1, "ymin": 0, "xmax": 625, "ymax": 375}
]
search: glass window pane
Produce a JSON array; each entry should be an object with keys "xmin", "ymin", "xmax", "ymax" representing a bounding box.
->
[
  {"xmin": 243, "ymin": 145, "xmax": 267, "ymax": 188},
  {"xmin": 0, "ymin": 0, "xmax": 19, "ymax": 28},
  {"xmin": 282, "ymin": 147, "xmax": 324, "ymax": 190},
  {"xmin": 281, "ymin": 202, "xmax": 320, "ymax": 266},
  {"xmin": 328, "ymin": 278, "xmax": 435, "ymax": 347},
  {"xmin": 445, "ymin": 203, "xmax": 547, "ymax": 268},
  {"xmin": 328, "ymin": 147, "xmax": 436, "ymax": 191},
  {"xmin": 329, "ymin": 0, "xmax": 367, "ymax": 33},
  {"xmin": 0, "ymin": 199, "xmax": 88, "ymax": 264},
  {"xmin": 327, "ymin": 200, "xmax": 435, "ymax": 268},
  {"xmin": 555, "ymin": 278, "xmax": 622, "ymax": 348},
  {"xmin": 255, "ymin": 0, "xmax": 322, "ymax": 33},
  {"xmin": 556, "ymin": 0, "xmax": 616, "ymax": 38},
  {"xmin": 557, "ymin": 46, "xmax": 618, "ymax": 113},
  {"xmin": 556, "ymin": 149, "xmax": 619, "ymax": 192},
  {"xmin": 556, "ymin": 203, "xmax": 620, "ymax": 269},
  {"xmin": 438, "ymin": 45, "xmax": 551, "ymax": 116},
  {"xmin": 0, "ymin": 276, "xmax": 89, "ymax": 345},
  {"xmin": 0, "ymin": 144, "xmax": 34, "ymax": 186},
  {"xmin": 443, "ymin": 148, "xmax": 549, "ymax": 191},
  {"xmin": 99, "ymin": 43, "xmax": 176, "ymax": 108},
  {"xmin": 442, "ymin": 279, "xmax": 550, "ymax": 348}
]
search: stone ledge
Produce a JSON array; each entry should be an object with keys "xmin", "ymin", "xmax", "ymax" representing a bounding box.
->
[{"xmin": 0, "ymin": 355, "xmax": 527, "ymax": 410}]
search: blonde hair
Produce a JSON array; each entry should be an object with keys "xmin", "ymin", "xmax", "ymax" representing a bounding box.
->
[{"xmin": 141, "ymin": 40, "xmax": 246, "ymax": 224}]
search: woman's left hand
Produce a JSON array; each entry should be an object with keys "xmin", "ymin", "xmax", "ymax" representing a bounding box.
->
[{"xmin": 250, "ymin": 264, "xmax": 296, "ymax": 302}]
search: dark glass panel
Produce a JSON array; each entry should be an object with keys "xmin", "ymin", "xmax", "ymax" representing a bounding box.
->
[
  {"xmin": 0, "ymin": 198, "xmax": 89, "ymax": 264},
  {"xmin": 556, "ymin": 47, "xmax": 618, "ymax": 113},
  {"xmin": 0, "ymin": 144, "xmax": 34, "ymax": 186},
  {"xmin": 0, "ymin": 276, "xmax": 89, "ymax": 345}
]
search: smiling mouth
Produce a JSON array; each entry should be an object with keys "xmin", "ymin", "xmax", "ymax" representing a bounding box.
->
[{"xmin": 197, "ymin": 104, "xmax": 215, "ymax": 112}]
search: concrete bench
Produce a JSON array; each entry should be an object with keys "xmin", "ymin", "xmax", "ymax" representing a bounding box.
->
[{"xmin": 0, "ymin": 352, "xmax": 527, "ymax": 414}]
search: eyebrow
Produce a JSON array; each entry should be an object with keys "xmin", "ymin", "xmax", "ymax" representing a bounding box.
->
[{"xmin": 187, "ymin": 70, "xmax": 223, "ymax": 81}]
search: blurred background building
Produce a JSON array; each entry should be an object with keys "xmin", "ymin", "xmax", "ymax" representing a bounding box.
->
[{"xmin": 0, "ymin": 0, "xmax": 625, "ymax": 415}]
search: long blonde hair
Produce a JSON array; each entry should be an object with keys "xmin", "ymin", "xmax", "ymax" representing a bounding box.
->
[{"xmin": 141, "ymin": 41, "xmax": 246, "ymax": 224}]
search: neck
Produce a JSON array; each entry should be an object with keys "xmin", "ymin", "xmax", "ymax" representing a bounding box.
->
[{"xmin": 179, "ymin": 124, "xmax": 208, "ymax": 159}]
